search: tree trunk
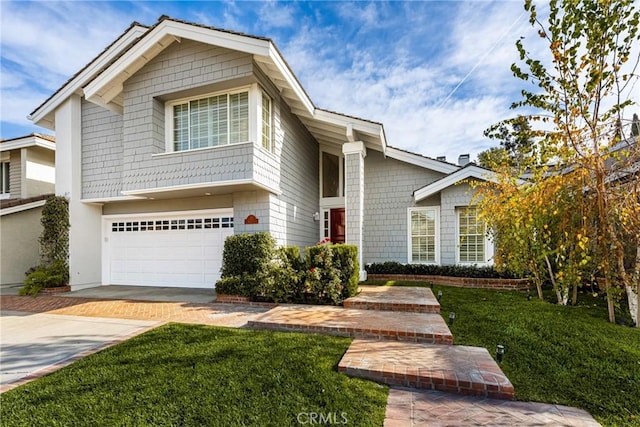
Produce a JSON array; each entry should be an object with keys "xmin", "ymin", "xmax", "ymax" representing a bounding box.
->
[
  {"xmin": 626, "ymin": 285, "xmax": 639, "ymax": 327},
  {"xmin": 604, "ymin": 277, "xmax": 616, "ymax": 323},
  {"xmin": 544, "ymin": 255, "xmax": 566, "ymax": 305},
  {"xmin": 571, "ymin": 282, "xmax": 578, "ymax": 306},
  {"xmin": 531, "ymin": 266, "xmax": 544, "ymax": 299}
]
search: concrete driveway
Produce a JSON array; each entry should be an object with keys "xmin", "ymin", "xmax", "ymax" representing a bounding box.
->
[{"xmin": 0, "ymin": 311, "xmax": 158, "ymax": 390}]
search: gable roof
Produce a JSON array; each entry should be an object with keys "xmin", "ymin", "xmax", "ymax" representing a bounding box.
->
[
  {"xmin": 30, "ymin": 16, "xmax": 387, "ymax": 154},
  {"xmin": 29, "ymin": 22, "xmax": 149, "ymax": 129},
  {"xmin": 413, "ymin": 164, "xmax": 497, "ymax": 202}
]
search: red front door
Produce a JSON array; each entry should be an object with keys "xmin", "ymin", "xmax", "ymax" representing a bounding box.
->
[{"xmin": 330, "ymin": 208, "xmax": 346, "ymax": 244}]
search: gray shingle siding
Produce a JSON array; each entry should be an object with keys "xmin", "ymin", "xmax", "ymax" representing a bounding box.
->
[
  {"xmin": 270, "ymin": 98, "xmax": 319, "ymax": 248},
  {"xmin": 362, "ymin": 150, "xmax": 446, "ymax": 265},
  {"xmin": 120, "ymin": 39, "xmax": 256, "ymax": 193},
  {"xmin": 233, "ymin": 76, "xmax": 319, "ymax": 248},
  {"xmin": 81, "ymin": 99, "xmax": 124, "ymax": 199}
]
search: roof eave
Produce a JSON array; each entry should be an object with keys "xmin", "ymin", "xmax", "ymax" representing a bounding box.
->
[
  {"xmin": 413, "ymin": 165, "xmax": 497, "ymax": 202},
  {"xmin": 29, "ymin": 23, "xmax": 150, "ymax": 129}
]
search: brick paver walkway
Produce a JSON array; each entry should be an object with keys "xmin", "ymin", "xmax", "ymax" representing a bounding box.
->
[
  {"xmin": 339, "ymin": 339, "xmax": 514, "ymax": 400},
  {"xmin": 344, "ymin": 285, "xmax": 441, "ymax": 313},
  {"xmin": 248, "ymin": 305, "xmax": 453, "ymax": 344},
  {"xmin": 0, "ymin": 295, "xmax": 270, "ymax": 327},
  {"xmin": 385, "ymin": 388, "xmax": 600, "ymax": 426}
]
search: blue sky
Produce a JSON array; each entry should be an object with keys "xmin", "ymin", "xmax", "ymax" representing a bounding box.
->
[{"xmin": 1, "ymin": 1, "xmax": 638, "ymax": 161}]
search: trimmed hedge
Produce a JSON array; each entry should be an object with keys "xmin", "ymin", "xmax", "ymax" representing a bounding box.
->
[
  {"xmin": 220, "ymin": 232, "xmax": 275, "ymax": 278},
  {"xmin": 365, "ymin": 261, "xmax": 518, "ymax": 279},
  {"xmin": 216, "ymin": 234, "xmax": 359, "ymax": 305}
]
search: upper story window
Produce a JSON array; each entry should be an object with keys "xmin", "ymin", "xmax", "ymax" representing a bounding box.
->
[
  {"xmin": 165, "ymin": 84, "xmax": 273, "ymax": 153},
  {"xmin": 0, "ymin": 162, "xmax": 9, "ymax": 196},
  {"xmin": 171, "ymin": 90, "xmax": 248, "ymax": 151},
  {"xmin": 261, "ymin": 91, "xmax": 272, "ymax": 151},
  {"xmin": 321, "ymin": 149, "xmax": 345, "ymax": 199}
]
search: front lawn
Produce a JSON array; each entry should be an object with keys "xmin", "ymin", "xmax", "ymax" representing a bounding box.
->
[
  {"xmin": 367, "ymin": 280, "xmax": 640, "ymax": 427},
  {"xmin": 0, "ymin": 324, "xmax": 387, "ymax": 426}
]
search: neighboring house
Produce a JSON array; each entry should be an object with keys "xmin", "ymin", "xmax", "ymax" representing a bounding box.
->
[
  {"xmin": 0, "ymin": 134, "xmax": 56, "ymax": 285},
  {"xmin": 28, "ymin": 16, "xmax": 495, "ymax": 290}
]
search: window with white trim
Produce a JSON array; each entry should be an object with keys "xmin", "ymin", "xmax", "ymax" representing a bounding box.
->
[
  {"xmin": 261, "ymin": 91, "xmax": 272, "ymax": 151},
  {"xmin": 457, "ymin": 206, "xmax": 486, "ymax": 263},
  {"xmin": 170, "ymin": 91, "xmax": 249, "ymax": 151},
  {"xmin": 408, "ymin": 207, "xmax": 439, "ymax": 263},
  {"xmin": 165, "ymin": 84, "xmax": 275, "ymax": 153},
  {"xmin": 0, "ymin": 162, "xmax": 9, "ymax": 195}
]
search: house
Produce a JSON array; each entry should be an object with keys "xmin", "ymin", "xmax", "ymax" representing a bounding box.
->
[
  {"xmin": 0, "ymin": 133, "xmax": 56, "ymax": 285},
  {"xmin": 28, "ymin": 16, "xmax": 495, "ymax": 290}
]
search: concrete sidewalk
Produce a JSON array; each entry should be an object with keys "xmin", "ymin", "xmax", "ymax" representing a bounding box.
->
[{"xmin": 0, "ymin": 311, "xmax": 158, "ymax": 391}]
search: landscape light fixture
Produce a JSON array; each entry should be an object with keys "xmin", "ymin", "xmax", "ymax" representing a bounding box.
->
[
  {"xmin": 496, "ymin": 345, "xmax": 505, "ymax": 363},
  {"xmin": 448, "ymin": 312, "xmax": 456, "ymax": 326},
  {"xmin": 526, "ymin": 289, "xmax": 531, "ymax": 301},
  {"xmin": 437, "ymin": 290, "xmax": 443, "ymax": 301}
]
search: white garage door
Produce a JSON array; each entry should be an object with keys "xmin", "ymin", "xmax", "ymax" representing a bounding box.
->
[{"xmin": 104, "ymin": 211, "xmax": 233, "ymax": 288}]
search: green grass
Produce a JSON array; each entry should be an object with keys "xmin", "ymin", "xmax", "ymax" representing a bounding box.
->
[
  {"xmin": 0, "ymin": 324, "xmax": 387, "ymax": 426},
  {"xmin": 367, "ymin": 280, "xmax": 640, "ymax": 427}
]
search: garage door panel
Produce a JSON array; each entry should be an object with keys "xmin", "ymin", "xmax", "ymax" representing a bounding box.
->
[{"xmin": 106, "ymin": 212, "xmax": 233, "ymax": 288}]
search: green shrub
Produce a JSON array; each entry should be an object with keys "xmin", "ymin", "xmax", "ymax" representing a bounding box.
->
[
  {"xmin": 20, "ymin": 260, "xmax": 69, "ymax": 296},
  {"xmin": 215, "ymin": 275, "xmax": 250, "ymax": 297},
  {"xmin": 306, "ymin": 244, "xmax": 343, "ymax": 304},
  {"xmin": 331, "ymin": 244, "xmax": 359, "ymax": 299},
  {"xmin": 365, "ymin": 261, "xmax": 518, "ymax": 279},
  {"xmin": 216, "ymin": 234, "xmax": 359, "ymax": 305},
  {"xmin": 220, "ymin": 232, "xmax": 275, "ymax": 278},
  {"xmin": 39, "ymin": 196, "xmax": 69, "ymax": 265},
  {"xmin": 252, "ymin": 247, "xmax": 305, "ymax": 303}
]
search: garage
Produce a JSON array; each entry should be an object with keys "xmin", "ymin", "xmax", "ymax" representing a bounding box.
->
[{"xmin": 102, "ymin": 210, "xmax": 233, "ymax": 288}]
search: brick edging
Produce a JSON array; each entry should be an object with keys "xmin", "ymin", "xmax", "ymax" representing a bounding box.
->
[
  {"xmin": 215, "ymin": 294, "xmax": 277, "ymax": 307},
  {"xmin": 366, "ymin": 274, "xmax": 529, "ymax": 290},
  {"xmin": 39, "ymin": 285, "xmax": 71, "ymax": 294}
]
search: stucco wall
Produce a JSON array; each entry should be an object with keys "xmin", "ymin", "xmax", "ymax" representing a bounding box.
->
[
  {"xmin": 0, "ymin": 206, "xmax": 43, "ymax": 285},
  {"xmin": 23, "ymin": 146, "xmax": 55, "ymax": 198},
  {"xmin": 362, "ymin": 150, "xmax": 446, "ymax": 264}
]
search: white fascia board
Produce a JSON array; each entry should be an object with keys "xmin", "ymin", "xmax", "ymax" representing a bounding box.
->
[
  {"xmin": 84, "ymin": 20, "xmax": 273, "ymax": 105},
  {"xmin": 313, "ymin": 109, "xmax": 383, "ymax": 137},
  {"xmin": 0, "ymin": 199, "xmax": 47, "ymax": 216},
  {"xmin": 81, "ymin": 195, "xmax": 145, "ymax": 204},
  {"xmin": 0, "ymin": 137, "xmax": 56, "ymax": 152},
  {"xmin": 386, "ymin": 147, "xmax": 460, "ymax": 174},
  {"xmin": 266, "ymin": 46, "xmax": 314, "ymax": 115},
  {"xmin": 29, "ymin": 25, "xmax": 148, "ymax": 128},
  {"xmin": 120, "ymin": 179, "xmax": 282, "ymax": 197},
  {"xmin": 414, "ymin": 166, "xmax": 497, "ymax": 202}
]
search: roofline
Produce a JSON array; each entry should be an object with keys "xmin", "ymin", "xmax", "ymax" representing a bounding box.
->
[
  {"xmin": 386, "ymin": 146, "xmax": 460, "ymax": 174},
  {"xmin": 313, "ymin": 108, "xmax": 387, "ymax": 151},
  {"xmin": 83, "ymin": 16, "xmax": 315, "ymax": 116},
  {"xmin": 29, "ymin": 22, "xmax": 150, "ymax": 128},
  {"xmin": 413, "ymin": 164, "xmax": 497, "ymax": 202},
  {"xmin": 0, "ymin": 133, "xmax": 56, "ymax": 152}
]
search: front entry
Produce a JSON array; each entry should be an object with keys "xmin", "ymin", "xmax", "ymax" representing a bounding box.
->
[{"xmin": 330, "ymin": 208, "xmax": 346, "ymax": 244}]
